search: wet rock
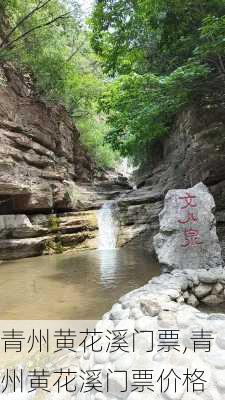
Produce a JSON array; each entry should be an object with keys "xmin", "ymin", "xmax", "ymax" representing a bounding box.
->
[
  {"xmin": 0, "ymin": 237, "xmax": 50, "ymax": 260},
  {"xmin": 0, "ymin": 214, "xmax": 47, "ymax": 239},
  {"xmin": 61, "ymin": 231, "xmax": 95, "ymax": 247},
  {"xmin": 117, "ymin": 224, "xmax": 150, "ymax": 248}
]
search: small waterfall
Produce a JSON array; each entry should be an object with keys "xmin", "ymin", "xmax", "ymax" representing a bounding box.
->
[{"xmin": 97, "ymin": 201, "xmax": 118, "ymax": 250}]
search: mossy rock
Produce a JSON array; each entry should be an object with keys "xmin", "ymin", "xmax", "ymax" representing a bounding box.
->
[{"xmin": 48, "ymin": 215, "xmax": 60, "ymax": 233}]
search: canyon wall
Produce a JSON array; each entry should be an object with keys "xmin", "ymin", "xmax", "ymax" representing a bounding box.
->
[
  {"xmin": 0, "ymin": 65, "xmax": 129, "ymax": 259},
  {"xmin": 1, "ymin": 64, "xmax": 224, "ymax": 262},
  {"xmin": 117, "ymin": 104, "xmax": 225, "ymax": 260},
  {"xmin": 0, "ymin": 64, "xmax": 95, "ymax": 213}
]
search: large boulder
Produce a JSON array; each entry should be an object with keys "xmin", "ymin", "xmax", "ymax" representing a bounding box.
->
[
  {"xmin": 0, "ymin": 237, "xmax": 50, "ymax": 260},
  {"xmin": 154, "ymin": 182, "xmax": 223, "ymax": 270}
]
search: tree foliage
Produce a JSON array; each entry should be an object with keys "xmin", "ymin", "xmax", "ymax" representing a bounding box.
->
[
  {"xmin": 0, "ymin": 0, "xmax": 117, "ymax": 168},
  {"xmin": 91, "ymin": 0, "xmax": 225, "ymax": 160},
  {"xmin": 101, "ymin": 63, "xmax": 209, "ymax": 157}
]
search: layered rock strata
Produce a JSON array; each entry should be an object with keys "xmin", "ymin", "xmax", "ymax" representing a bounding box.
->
[
  {"xmin": 0, "ymin": 65, "xmax": 129, "ymax": 259},
  {"xmin": 117, "ymin": 105, "xmax": 225, "ymax": 260}
]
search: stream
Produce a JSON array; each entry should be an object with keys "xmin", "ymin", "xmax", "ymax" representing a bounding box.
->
[
  {"xmin": 0, "ymin": 201, "xmax": 160, "ymax": 320},
  {"xmin": 0, "ymin": 248, "xmax": 159, "ymax": 319}
]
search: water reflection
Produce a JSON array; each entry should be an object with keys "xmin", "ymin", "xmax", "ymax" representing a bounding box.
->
[
  {"xmin": 98, "ymin": 249, "xmax": 119, "ymax": 287},
  {"xmin": 0, "ymin": 248, "xmax": 160, "ymax": 320}
]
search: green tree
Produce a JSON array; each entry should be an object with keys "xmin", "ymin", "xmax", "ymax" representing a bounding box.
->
[
  {"xmin": 91, "ymin": 0, "xmax": 225, "ymax": 161},
  {"xmin": 0, "ymin": 0, "xmax": 118, "ymax": 167}
]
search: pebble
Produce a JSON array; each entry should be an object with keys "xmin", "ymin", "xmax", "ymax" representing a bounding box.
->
[
  {"xmin": 193, "ymin": 283, "xmax": 212, "ymax": 299},
  {"xmin": 198, "ymin": 271, "xmax": 218, "ymax": 284},
  {"xmin": 212, "ymin": 282, "xmax": 224, "ymax": 295},
  {"xmin": 183, "ymin": 290, "xmax": 189, "ymax": 300},
  {"xmin": 201, "ymin": 294, "xmax": 224, "ymax": 305},
  {"xmin": 140, "ymin": 299, "xmax": 161, "ymax": 317},
  {"xmin": 158, "ymin": 310, "xmax": 177, "ymax": 327},
  {"xmin": 129, "ymin": 307, "xmax": 143, "ymax": 319},
  {"xmin": 187, "ymin": 293, "xmax": 199, "ymax": 307},
  {"xmin": 77, "ymin": 267, "xmax": 225, "ymax": 400}
]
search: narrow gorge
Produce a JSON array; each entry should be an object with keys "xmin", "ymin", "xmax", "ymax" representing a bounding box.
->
[
  {"xmin": 116, "ymin": 105, "xmax": 225, "ymax": 262},
  {"xmin": 1, "ymin": 1, "xmax": 225, "ymax": 398},
  {"xmin": 1, "ymin": 65, "xmax": 225, "ymax": 265},
  {"xmin": 0, "ymin": 64, "xmax": 161, "ymax": 320},
  {"xmin": 0, "ymin": 64, "xmax": 130, "ymax": 260}
]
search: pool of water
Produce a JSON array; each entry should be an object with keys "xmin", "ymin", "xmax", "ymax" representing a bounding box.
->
[{"xmin": 0, "ymin": 248, "xmax": 160, "ymax": 319}]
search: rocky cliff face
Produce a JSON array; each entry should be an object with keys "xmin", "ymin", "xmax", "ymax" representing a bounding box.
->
[
  {"xmin": 0, "ymin": 64, "xmax": 95, "ymax": 213},
  {"xmin": 117, "ymin": 104, "xmax": 225, "ymax": 260},
  {"xmin": 2, "ymin": 65, "xmax": 224, "ymax": 262},
  {"xmin": 0, "ymin": 65, "xmax": 130, "ymax": 259}
]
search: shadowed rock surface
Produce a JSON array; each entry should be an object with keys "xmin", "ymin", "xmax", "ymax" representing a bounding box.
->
[{"xmin": 117, "ymin": 106, "xmax": 225, "ymax": 261}]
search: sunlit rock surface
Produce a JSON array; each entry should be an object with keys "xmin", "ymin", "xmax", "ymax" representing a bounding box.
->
[
  {"xmin": 0, "ymin": 65, "xmax": 129, "ymax": 259},
  {"xmin": 154, "ymin": 182, "xmax": 223, "ymax": 271},
  {"xmin": 76, "ymin": 267, "xmax": 225, "ymax": 400}
]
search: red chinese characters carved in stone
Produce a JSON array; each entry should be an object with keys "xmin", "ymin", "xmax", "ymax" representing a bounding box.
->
[
  {"xmin": 179, "ymin": 192, "xmax": 197, "ymax": 209},
  {"xmin": 178, "ymin": 212, "xmax": 198, "ymax": 225},
  {"xmin": 182, "ymin": 228, "xmax": 203, "ymax": 248}
]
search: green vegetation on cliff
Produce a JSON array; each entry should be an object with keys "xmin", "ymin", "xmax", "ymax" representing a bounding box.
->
[
  {"xmin": 1, "ymin": 0, "xmax": 225, "ymax": 165},
  {"xmin": 91, "ymin": 0, "xmax": 225, "ymax": 161},
  {"xmin": 0, "ymin": 0, "xmax": 118, "ymax": 167}
]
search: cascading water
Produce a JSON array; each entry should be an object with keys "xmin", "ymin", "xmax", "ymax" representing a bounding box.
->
[{"xmin": 97, "ymin": 201, "xmax": 118, "ymax": 250}]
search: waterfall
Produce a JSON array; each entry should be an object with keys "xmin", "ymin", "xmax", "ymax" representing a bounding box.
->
[{"xmin": 97, "ymin": 201, "xmax": 118, "ymax": 250}]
